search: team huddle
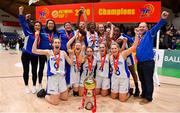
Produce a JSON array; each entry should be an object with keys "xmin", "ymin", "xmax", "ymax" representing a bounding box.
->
[{"xmin": 18, "ymin": 6, "xmax": 169, "ymax": 105}]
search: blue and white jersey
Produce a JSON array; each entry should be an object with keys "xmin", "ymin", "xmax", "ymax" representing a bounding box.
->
[
  {"xmin": 110, "ymin": 54, "xmax": 130, "ymax": 78},
  {"xmin": 86, "ymin": 31, "xmax": 99, "ymax": 56},
  {"xmin": 47, "ymin": 50, "xmax": 65, "ymax": 76},
  {"xmin": 82, "ymin": 57, "xmax": 97, "ymax": 77},
  {"xmin": 96, "ymin": 53, "xmax": 109, "ymax": 78},
  {"xmin": 70, "ymin": 55, "xmax": 81, "ymax": 75}
]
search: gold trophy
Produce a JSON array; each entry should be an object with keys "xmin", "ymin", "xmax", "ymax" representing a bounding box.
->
[{"xmin": 80, "ymin": 75, "xmax": 97, "ymax": 113}]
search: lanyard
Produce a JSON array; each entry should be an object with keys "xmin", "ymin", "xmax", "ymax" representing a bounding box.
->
[{"xmin": 53, "ymin": 50, "xmax": 60, "ymax": 70}]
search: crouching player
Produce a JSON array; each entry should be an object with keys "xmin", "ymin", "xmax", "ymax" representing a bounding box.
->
[
  {"xmin": 110, "ymin": 28, "xmax": 139, "ymax": 102},
  {"xmin": 32, "ymin": 31, "xmax": 73, "ymax": 105}
]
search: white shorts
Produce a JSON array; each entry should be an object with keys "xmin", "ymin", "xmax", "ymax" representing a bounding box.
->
[
  {"xmin": 96, "ymin": 76, "xmax": 110, "ymax": 90},
  {"xmin": 70, "ymin": 72, "xmax": 80, "ymax": 87},
  {"xmin": 111, "ymin": 75, "xmax": 129, "ymax": 93},
  {"xmin": 126, "ymin": 54, "xmax": 135, "ymax": 66},
  {"xmin": 47, "ymin": 75, "xmax": 67, "ymax": 95}
]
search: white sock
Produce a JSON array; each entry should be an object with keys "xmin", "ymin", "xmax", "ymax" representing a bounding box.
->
[
  {"xmin": 39, "ymin": 84, "xmax": 42, "ymax": 90},
  {"xmin": 25, "ymin": 86, "xmax": 30, "ymax": 94},
  {"xmin": 32, "ymin": 86, "xmax": 36, "ymax": 94}
]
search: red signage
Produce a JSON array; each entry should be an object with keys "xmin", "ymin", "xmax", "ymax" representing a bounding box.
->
[
  {"xmin": 2, "ymin": 21, "xmax": 20, "ymax": 27},
  {"xmin": 36, "ymin": 2, "xmax": 161, "ymax": 24}
]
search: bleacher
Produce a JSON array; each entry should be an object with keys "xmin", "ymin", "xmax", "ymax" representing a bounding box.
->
[{"xmin": 3, "ymin": 32, "xmax": 19, "ymax": 40}]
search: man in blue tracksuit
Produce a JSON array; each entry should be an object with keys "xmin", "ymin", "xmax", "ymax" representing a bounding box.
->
[{"xmin": 135, "ymin": 11, "xmax": 169, "ymax": 104}]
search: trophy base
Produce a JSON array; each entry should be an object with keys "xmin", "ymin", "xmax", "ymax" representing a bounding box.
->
[{"xmin": 85, "ymin": 102, "xmax": 93, "ymax": 110}]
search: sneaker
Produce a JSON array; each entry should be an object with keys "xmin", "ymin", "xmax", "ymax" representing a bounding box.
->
[
  {"xmin": 129, "ymin": 88, "xmax": 134, "ymax": 95},
  {"xmin": 25, "ymin": 86, "xmax": 30, "ymax": 94},
  {"xmin": 134, "ymin": 88, "xmax": 140, "ymax": 97},
  {"xmin": 32, "ymin": 86, "xmax": 37, "ymax": 94},
  {"xmin": 39, "ymin": 84, "xmax": 43, "ymax": 90},
  {"xmin": 139, "ymin": 99, "xmax": 152, "ymax": 105}
]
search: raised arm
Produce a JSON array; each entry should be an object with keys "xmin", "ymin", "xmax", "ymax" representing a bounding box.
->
[
  {"xmin": 109, "ymin": 22, "xmax": 114, "ymax": 39},
  {"xmin": 32, "ymin": 31, "xmax": 50, "ymax": 56},
  {"xmin": 76, "ymin": 8, "xmax": 83, "ymax": 29},
  {"xmin": 18, "ymin": 6, "xmax": 31, "ymax": 36},
  {"xmin": 150, "ymin": 11, "xmax": 169, "ymax": 36},
  {"xmin": 122, "ymin": 33, "xmax": 134, "ymax": 44},
  {"xmin": 67, "ymin": 34, "xmax": 76, "ymax": 50},
  {"xmin": 122, "ymin": 28, "xmax": 139, "ymax": 59},
  {"xmin": 63, "ymin": 51, "xmax": 73, "ymax": 65},
  {"xmin": 82, "ymin": 7, "xmax": 88, "ymax": 30}
]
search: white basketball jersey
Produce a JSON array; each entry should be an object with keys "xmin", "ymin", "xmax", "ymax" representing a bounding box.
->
[
  {"xmin": 82, "ymin": 57, "xmax": 97, "ymax": 77},
  {"xmin": 70, "ymin": 55, "xmax": 81, "ymax": 75},
  {"xmin": 96, "ymin": 53, "xmax": 109, "ymax": 77},
  {"xmin": 86, "ymin": 31, "xmax": 99, "ymax": 56},
  {"xmin": 110, "ymin": 54, "xmax": 130, "ymax": 78},
  {"xmin": 47, "ymin": 50, "xmax": 65, "ymax": 76}
]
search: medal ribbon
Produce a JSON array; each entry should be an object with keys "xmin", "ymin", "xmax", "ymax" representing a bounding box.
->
[
  {"xmin": 113, "ymin": 51, "xmax": 120, "ymax": 72},
  {"xmin": 53, "ymin": 50, "xmax": 60, "ymax": 70}
]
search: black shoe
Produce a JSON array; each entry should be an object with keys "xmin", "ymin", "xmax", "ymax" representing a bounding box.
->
[
  {"xmin": 139, "ymin": 99, "xmax": 152, "ymax": 105},
  {"xmin": 73, "ymin": 91, "xmax": 79, "ymax": 96},
  {"xmin": 37, "ymin": 89, "xmax": 46, "ymax": 98},
  {"xmin": 134, "ymin": 88, "xmax": 140, "ymax": 97},
  {"xmin": 140, "ymin": 94, "xmax": 145, "ymax": 98},
  {"xmin": 129, "ymin": 88, "xmax": 134, "ymax": 96}
]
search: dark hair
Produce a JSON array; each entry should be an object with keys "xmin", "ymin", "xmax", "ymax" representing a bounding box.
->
[
  {"xmin": 45, "ymin": 19, "xmax": 57, "ymax": 33},
  {"xmin": 97, "ymin": 24, "xmax": 105, "ymax": 36},
  {"xmin": 86, "ymin": 46, "xmax": 94, "ymax": 52},
  {"xmin": 52, "ymin": 38, "xmax": 61, "ymax": 43},
  {"xmin": 64, "ymin": 22, "xmax": 72, "ymax": 28},
  {"xmin": 31, "ymin": 21, "xmax": 42, "ymax": 33},
  {"xmin": 87, "ymin": 22, "xmax": 96, "ymax": 31}
]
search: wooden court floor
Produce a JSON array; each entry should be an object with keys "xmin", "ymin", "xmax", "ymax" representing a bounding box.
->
[{"xmin": 0, "ymin": 49, "xmax": 180, "ymax": 113}]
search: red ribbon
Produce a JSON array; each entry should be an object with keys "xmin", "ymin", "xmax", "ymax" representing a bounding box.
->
[
  {"xmin": 79, "ymin": 87, "xmax": 87, "ymax": 110},
  {"xmin": 53, "ymin": 50, "xmax": 60, "ymax": 70},
  {"xmin": 113, "ymin": 51, "xmax": 120, "ymax": 72},
  {"xmin": 92, "ymin": 89, "xmax": 96, "ymax": 113},
  {"xmin": 90, "ymin": 33, "xmax": 96, "ymax": 45},
  {"xmin": 48, "ymin": 32, "xmax": 54, "ymax": 43},
  {"xmin": 79, "ymin": 88, "xmax": 97, "ymax": 113},
  {"xmin": 65, "ymin": 31, "xmax": 73, "ymax": 40},
  {"xmin": 100, "ymin": 54, "xmax": 106, "ymax": 71},
  {"xmin": 99, "ymin": 33, "xmax": 105, "ymax": 43},
  {"xmin": 88, "ymin": 57, "xmax": 93, "ymax": 73}
]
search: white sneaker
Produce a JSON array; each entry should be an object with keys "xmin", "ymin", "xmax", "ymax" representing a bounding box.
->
[
  {"xmin": 39, "ymin": 84, "xmax": 43, "ymax": 90},
  {"xmin": 25, "ymin": 86, "xmax": 30, "ymax": 94},
  {"xmin": 32, "ymin": 86, "xmax": 36, "ymax": 94}
]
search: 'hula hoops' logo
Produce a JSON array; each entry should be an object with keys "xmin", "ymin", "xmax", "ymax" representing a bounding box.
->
[
  {"xmin": 39, "ymin": 8, "xmax": 49, "ymax": 21},
  {"xmin": 140, "ymin": 4, "xmax": 154, "ymax": 18}
]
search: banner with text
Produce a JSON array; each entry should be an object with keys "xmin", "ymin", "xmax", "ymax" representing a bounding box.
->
[{"xmin": 36, "ymin": 2, "xmax": 161, "ymax": 24}]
